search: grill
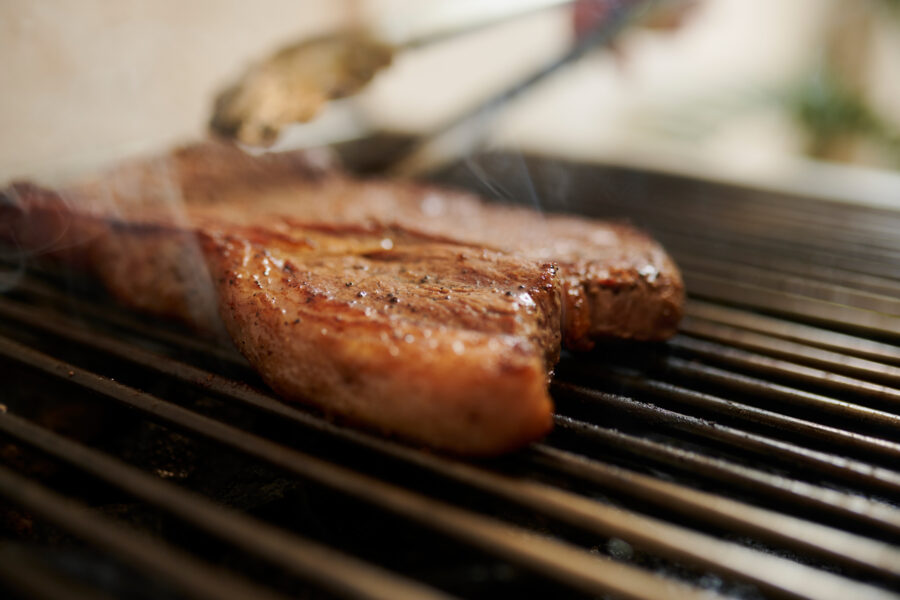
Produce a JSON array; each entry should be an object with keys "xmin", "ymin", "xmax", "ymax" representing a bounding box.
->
[{"xmin": 2, "ymin": 151, "xmax": 899, "ymax": 600}]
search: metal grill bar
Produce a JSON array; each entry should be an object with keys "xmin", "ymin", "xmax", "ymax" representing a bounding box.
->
[
  {"xmin": 594, "ymin": 198, "xmax": 900, "ymax": 281},
  {"xmin": 637, "ymin": 204, "xmax": 900, "ymax": 260},
  {"xmin": 13, "ymin": 279, "xmax": 900, "ymax": 476},
  {"xmin": 679, "ymin": 318, "xmax": 900, "ymax": 384},
  {"xmin": 1, "ymin": 293, "xmax": 899, "ymax": 596},
  {"xmin": 661, "ymin": 237, "xmax": 900, "ymax": 298},
  {"xmin": 657, "ymin": 226, "xmax": 900, "ymax": 282},
  {"xmin": 656, "ymin": 357, "xmax": 900, "ymax": 427},
  {"xmin": 551, "ymin": 415, "xmax": 900, "ymax": 538},
  {"xmin": 668, "ymin": 336, "xmax": 900, "ymax": 407},
  {"xmin": 0, "ymin": 335, "xmax": 720, "ymax": 600},
  {"xmin": 680, "ymin": 255, "xmax": 900, "ymax": 316},
  {"xmin": 685, "ymin": 300, "xmax": 900, "ymax": 365},
  {"xmin": 9, "ymin": 276, "xmax": 245, "ymax": 366},
  {"xmin": 595, "ymin": 184, "xmax": 900, "ymax": 254},
  {"xmin": 528, "ymin": 445, "xmax": 900, "ymax": 579},
  {"xmin": 0, "ymin": 412, "xmax": 457, "ymax": 600},
  {"xmin": 551, "ymin": 382, "xmax": 900, "ymax": 498},
  {"xmin": 0, "ymin": 466, "xmax": 289, "ymax": 600},
  {"xmin": 682, "ymin": 271, "xmax": 900, "ymax": 338},
  {"xmin": 592, "ymin": 368, "xmax": 900, "ymax": 460}
]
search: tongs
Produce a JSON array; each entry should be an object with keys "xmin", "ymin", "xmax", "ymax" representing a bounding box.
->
[
  {"xmin": 211, "ymin": 0, "xmax": 649, "ymax": 175},
  {"xmin": 210, "ymin": 0, "xmax": 577, "ymax": 145}
]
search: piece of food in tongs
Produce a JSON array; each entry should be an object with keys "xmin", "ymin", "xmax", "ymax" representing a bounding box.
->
[
  {"xmin": 2, "ymin": 141, "xmax": 683, "ymax": 454},
  {"xmin": 210, "ymin": 31, "xmax": 393, "ymax": 146}
]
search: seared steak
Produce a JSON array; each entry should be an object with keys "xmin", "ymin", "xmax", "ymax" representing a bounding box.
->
[{"xmin": 1, "ymin": 141, "xmax": 683, "ymax": 454}]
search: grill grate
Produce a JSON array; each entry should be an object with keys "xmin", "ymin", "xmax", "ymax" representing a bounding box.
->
[{"xmin": 2, "ymin": 154, "xmax": 900, "ymax": 599}]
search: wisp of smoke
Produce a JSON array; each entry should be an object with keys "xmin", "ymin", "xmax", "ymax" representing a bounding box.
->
[{"xmin": 105, "ymin": 154, "xmax": 232, "ymax": 344}]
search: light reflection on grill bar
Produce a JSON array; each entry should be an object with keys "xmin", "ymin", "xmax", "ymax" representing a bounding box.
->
[
  {"xmin": 656, "ymin": 356, "xmax": 900, "ymax": 425},
  {"xmin": 662, "ymin": 237, "xmax": 900, "ymax": 298},
  {"xmin": 604, "ymin": 215, "xmax": 900, "ymax": 284},
  {"xmin": 683, "ymin": 271, "xmax": 900, "ymax": 340},
  {"xmin": 0, "ymin": 282, "xmax": 899, "ymax": 597},
  {"xmin": 668, "ymin": 336, "xmax": 900, "ymax": 405},
  {"xmin": 550, "ymin": 415, "xmax": 900, "ymax": 538},
  {"xmin": 666, "ymin": 229, "xmax": 900, "ymax": 284},
  {"xmin": 584, "ymin": 368, "xmax": 900, "ymax": 459},
  {"xmin": 679, "ymin": 256, "xmax": 900, "ymax": 315},
  {"xmin": 528, "ymin": 444, "xmax": 900, "ymax": 579},
  {"xmin": 679, "ymin": 316, "xmax": 900, "ymax": 384},
  {"xmin": 551, "ymin": 381, "xmax": 900, "ymax": 497},
  {"xmin": 591, "ymin": 182, "xmax": 900, "ymax": 258},
  {"xmin": 624, "ymin": 201, "xmax": 900, "ymax": 260},
  {"xmin": 682, "ymin": 301, "xmax": 900, "ymax": 367}
]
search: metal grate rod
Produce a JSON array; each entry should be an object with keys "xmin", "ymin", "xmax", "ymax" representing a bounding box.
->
[
  {"xmin": 668, "ymin": 336, "xmax": 900, "ymax": 408},
  {"xmin": 669, "ymin": 238, "xmax": 900, "ymax": 298},
  {"xmin": 551, "ymin": 414, "xmax": 900, "ymax": 538},
  {"xmin": 656, "ymin": 356, "xmax": 900, "ymax": 426},
  {"xmin": 685, "ymin": 300, "xmax": 900, "ymax": 365},
  {"xmin": 679, "ymin": 318, "xmax": 900, "ymax": 384},
  {"xmin": 683, "ymin": 271, "xmax": 900, "ymax": 339},
  {"xmin": 592, "ymin": 367, "xmax": 900, "ymax": 460},
  {"xmin": 0, "ymin": 466, "xmax": 289, "ymax": 600},
  {"xmin": 528, "ymin": 444, "xmax": 900, "ymax": 580},
  {"xmin": 552, "ymin": 381, "xmax": 900, "ymax": 496}
]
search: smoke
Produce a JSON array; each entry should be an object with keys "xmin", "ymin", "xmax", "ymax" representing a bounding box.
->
[
  {"xmin": 0, "ymin": 149, "xmax": 231, "ymax": 344},
  {"xmin": 0, "ymin": 183, "xmax": 69, "ymax": 293},
  {"xmin": 0, "ymin": 186, "xmax": 24, "ymax": 293},
  {"xmin": 100, "ymin": 153, "xmax": 232, "ymax": 344},
  {"xmin": 462, "ymin": 149, "xmax": 574, "ymax": 215},
  {"xmin": 0, "ymin": 245, "xmax": 25, "ymax": 294}
]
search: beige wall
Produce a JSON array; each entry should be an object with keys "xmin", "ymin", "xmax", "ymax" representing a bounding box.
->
[{"xmin": 0, "ymin": 0, "xmax": 349, "ymax": 181}]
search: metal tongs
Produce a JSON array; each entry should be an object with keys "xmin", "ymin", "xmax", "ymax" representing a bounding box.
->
[{"xmin": 210, "ymin": 0, "xmax": 650, "ymax": 175}]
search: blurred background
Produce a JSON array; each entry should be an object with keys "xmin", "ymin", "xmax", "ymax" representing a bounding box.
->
[{"xmin": 2, "ymin": 0, "xmax": 899, "ymax": 192}]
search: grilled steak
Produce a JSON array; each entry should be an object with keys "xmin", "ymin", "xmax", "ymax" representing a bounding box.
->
[{"xmin": 1, "ymin": 141, "xmax": 683, "ymax": 454}]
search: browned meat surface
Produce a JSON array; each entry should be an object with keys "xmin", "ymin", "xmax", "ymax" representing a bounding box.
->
[
  {"xmin": 205, "ymin": 229, "xmax": 559, "ymax": 454},
  {"xmin": 1, "ymin": 141, "xmax": 683, "ymax": 454}
]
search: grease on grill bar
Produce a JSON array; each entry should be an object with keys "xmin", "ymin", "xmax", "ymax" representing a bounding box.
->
[{"xmin": 2, "ymin": 155, "xmax": 900, "ymax": 600}]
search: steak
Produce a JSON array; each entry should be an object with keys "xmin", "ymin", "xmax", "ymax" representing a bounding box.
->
[{"xmin": 1, "ymin": 141, "xmax": 683, "ymax": 454}]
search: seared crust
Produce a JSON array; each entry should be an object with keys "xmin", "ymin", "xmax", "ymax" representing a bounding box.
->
[
  {"xmin": 1, "ymin": 140, "xmax": 683, "ymax": 454},
  {"xmin": 204, "ymin": 232, "xmax": 557, "ymax": 454}
]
